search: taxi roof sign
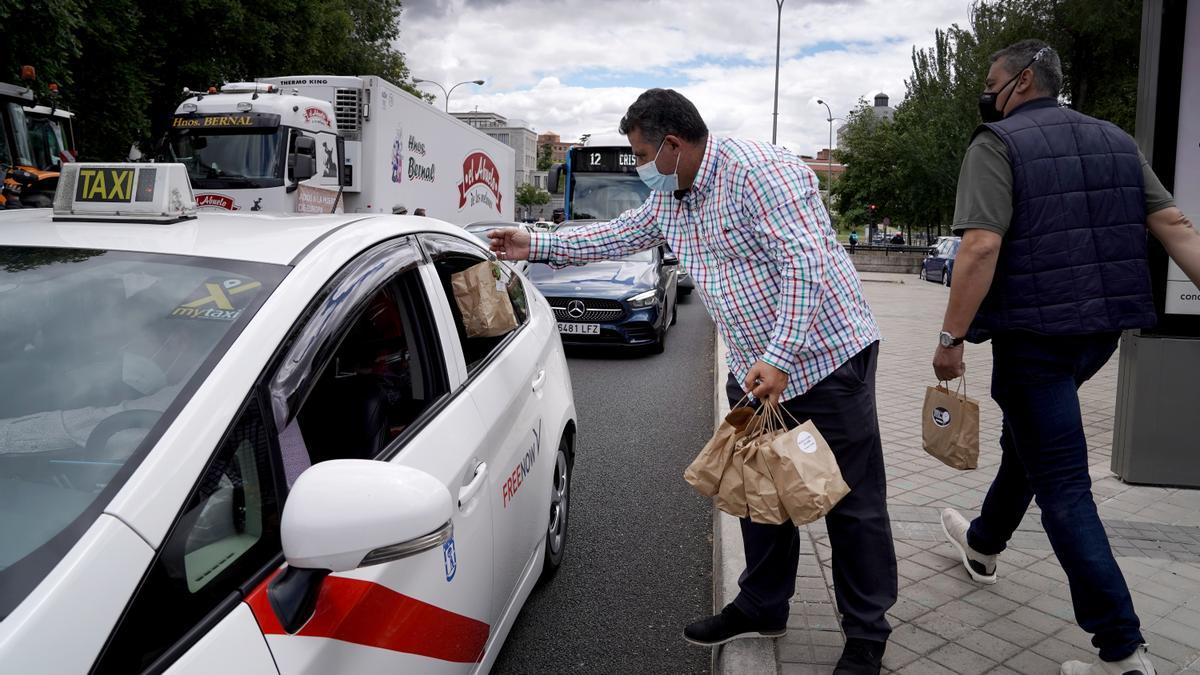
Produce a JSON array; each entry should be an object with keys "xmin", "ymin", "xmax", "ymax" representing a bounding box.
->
[{"xmin": 53, "ymin": 163, "xmax": 197, "ymax": 223}]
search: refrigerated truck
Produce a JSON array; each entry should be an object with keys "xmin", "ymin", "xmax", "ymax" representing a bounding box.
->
[{"xmin": 165, "ymin": 75, "xmax": 514, "ymax": 224}]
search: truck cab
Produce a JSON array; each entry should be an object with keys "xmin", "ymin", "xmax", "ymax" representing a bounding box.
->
[
  {"xmin": 0, "ymin": 81, "xmax": 77, "ymax": 208},
  {"xmin": 164, "ymin": 82, "xmax": 346, "ymax": 213}
]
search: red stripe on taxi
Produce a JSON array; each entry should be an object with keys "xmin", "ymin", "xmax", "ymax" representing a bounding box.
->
[{"xmin": 246, "ymin": 572, "xmax": 490, "ymax": 664}]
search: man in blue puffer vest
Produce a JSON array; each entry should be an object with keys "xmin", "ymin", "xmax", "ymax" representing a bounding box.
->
[{"xmin": 932, "ymin": 39, "xmax": 1200, "ymax": 675}]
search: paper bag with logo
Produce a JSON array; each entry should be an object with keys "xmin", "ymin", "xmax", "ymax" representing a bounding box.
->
[
  {"xmin": 451, "ymin": 260, "xmax": 518, "ymax": 338},
  {"xmin": 766, "ymin": 406, "xmax": 851, "ymax": 526},
  {"xmin": 922, "ymin": 378, "xmax": 980, "ymax": 470},
  {"xmin": 684, "ymin": 401, "xmax": 756, "ymax": 497}
]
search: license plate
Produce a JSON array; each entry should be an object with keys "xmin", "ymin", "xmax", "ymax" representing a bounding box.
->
[{"xmin": 557, "ymin": 322, "xmax": 599, "ymax": 335}]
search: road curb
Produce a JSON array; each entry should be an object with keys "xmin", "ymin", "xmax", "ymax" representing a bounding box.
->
[{"xmin": 711, "ymin": 336, "xmax": 777, "ymax": 675}]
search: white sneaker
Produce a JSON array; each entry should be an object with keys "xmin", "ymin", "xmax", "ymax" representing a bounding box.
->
[
  {"xmin": 1060, "ymin": 644, "xmax": 1156, "ymax": 674},
  {"xmin": 940, "ymin": 508, "xmax": 997, "ymax": 584}
]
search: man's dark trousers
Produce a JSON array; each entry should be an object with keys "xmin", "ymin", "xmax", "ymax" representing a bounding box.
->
[
  {"xmin": 966, "ymin": 331, "xmax": 1144, "ymax": 662},
  {"xmin": 724, "ymin": 342, "xmax": 897, "ymax": 641}
]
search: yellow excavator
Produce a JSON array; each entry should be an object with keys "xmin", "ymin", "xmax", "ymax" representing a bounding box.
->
[{"xmin": 1, "ymin": 66, "xmax": 77, "ymax": 208}]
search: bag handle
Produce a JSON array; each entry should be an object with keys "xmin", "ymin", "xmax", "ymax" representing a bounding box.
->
[
  {"xmin": 730, "ymin": 392, "xmax": 754, "ymax": 410},
  {"xmin": 936, "ymin": 374, "xmax": 968, "ymax": 398}
]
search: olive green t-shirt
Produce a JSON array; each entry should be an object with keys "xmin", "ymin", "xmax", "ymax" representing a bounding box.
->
[{"xmin": 952, "ymin": 130, "xmax": 1176, "ymax": 236}]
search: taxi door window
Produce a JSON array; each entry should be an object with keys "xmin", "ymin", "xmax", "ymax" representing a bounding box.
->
[
  {"xmin": 420, "ymin": 233, "xmax": 528, "ymax": 372},
  {"xmin": 94, "ymin": 395, "xmax": 282, "ymax": 674},
  {"xmin": 290, "ymin": 268, "xmax": 448, "ymax": 469}
]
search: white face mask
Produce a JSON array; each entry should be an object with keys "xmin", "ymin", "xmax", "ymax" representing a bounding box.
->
[{"xmin": 636, "ymin": 139, "xmax": 680, "ymax": 192}]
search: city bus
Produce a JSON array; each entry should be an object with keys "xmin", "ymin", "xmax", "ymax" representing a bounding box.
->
[{"xmin": 546, "ymin": 145, "xmax": 650, "ymax": 221}]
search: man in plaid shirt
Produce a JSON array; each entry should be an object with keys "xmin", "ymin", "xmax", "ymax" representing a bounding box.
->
[{"xmin": 490, "ymin": 89, "xmax": 896, "ymax": 673}]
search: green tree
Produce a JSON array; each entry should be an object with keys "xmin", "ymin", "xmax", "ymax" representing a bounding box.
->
[
  {"xmin": 516, "ymin": 182, "xmax": 551, "ymax": 211},
  {"xmin": 0, "ymin": 0, "xmax": 424, "ymax": 161},
  {"xmin": 832, "ymin": 99, "xmax": 903, "ymax": 231},
  {"xmin": 537, "ymin": 143, "xmax": 553, "ymax": 171},
  {"xmin": 833, "ymin": 0, "xmax": 1142, "ymax": 235}
]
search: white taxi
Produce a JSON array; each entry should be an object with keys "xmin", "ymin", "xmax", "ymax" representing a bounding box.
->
[{"xmin": 0, "ymin": 164, "xmax": 577, "ymax": 674}]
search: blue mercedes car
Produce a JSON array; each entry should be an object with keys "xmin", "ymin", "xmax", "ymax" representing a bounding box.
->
[{"xmin": 527, "ymin": 222, "xmax": 679, "ymax": 353}]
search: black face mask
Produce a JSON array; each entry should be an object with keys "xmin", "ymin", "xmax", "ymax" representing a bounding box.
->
[
  {"xmin": 978, "ymin": 68, "xmax": 1024, "ymax": 123},
  {"xmin": 978, "ymin": 48, "xmax": 1049, "ymax": 123}
]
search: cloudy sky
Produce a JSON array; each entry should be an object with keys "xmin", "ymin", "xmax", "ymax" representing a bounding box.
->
[{"xmin": 396, "ymin": 0, "xmax": 971, "ymax": 156}]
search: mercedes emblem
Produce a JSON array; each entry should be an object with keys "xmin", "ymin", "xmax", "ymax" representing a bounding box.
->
[{"xmin": 567, "ymin": 300, "xmax": 586, "ymax": 319}]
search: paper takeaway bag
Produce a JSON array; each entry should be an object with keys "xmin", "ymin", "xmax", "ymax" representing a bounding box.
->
[
  {"xmin": 714, "ymin": 407, "xmax": 775, "ymax": 519},
  {"xmin": 684, "ymin": 404, "xmax": 756, "ymax": 497},
  {"xmin": 767, "ymin": 413, "xmax": 850, "ymax": 526},
  {"xmin": 742, "ymin": 429, "xmax": 791, "ymax": 524},
  {"xmin": 451, "ymin": 261, "xmax": 518, "ymax": 338},
  {"xmin": 922, "ymin": 378, "xmax": 980, "ymax": 470}
]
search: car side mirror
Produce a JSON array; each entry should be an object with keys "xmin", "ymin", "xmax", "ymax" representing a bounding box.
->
[
  {"xmin": 928, "ymin": 246, "xmax": 939, "ymax": 256},
  {"xmin": 268, "ymin": 460, "xmax": 452, "ymax": 633},
  {"xmin": 546, "ymin": 163, "xmax": 562, "ymax": 194},
  {"xmin": 663, "ymin": 252, "xmax": 679, "ymax": 266}
]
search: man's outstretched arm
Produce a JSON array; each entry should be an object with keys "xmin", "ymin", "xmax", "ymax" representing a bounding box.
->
[{"xmin": 489, "ymin": 198, "xmax": 665, "ymax": 268}]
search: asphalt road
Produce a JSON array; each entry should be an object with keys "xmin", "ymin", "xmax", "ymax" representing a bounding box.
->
[{"xmin": 493, "ymin": 294, "xmax": 717, "ymax": 674}]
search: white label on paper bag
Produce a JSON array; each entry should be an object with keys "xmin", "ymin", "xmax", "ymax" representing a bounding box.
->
[
  {"xmin": 495, "ymin": 280, "xmax": 505, "ymax": 292},
  {"xmin": 796, "ymin": 432, "xmax": 818, "ymax": 454}
]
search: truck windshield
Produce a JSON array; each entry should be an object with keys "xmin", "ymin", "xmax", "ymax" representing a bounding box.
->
[
  {"xmin": 167, "ymin": 128, "xmax": 286, "ymax": 189},
  {"xmin": 569, "ymin": 173, "xmax": 650, "ymax": 220},
  {"xmin": 24, "ymin": 113, "xmax": 71, "ymax": 171},
  {"xmin": 0, "ymin": 246, "xmax": 286, "ymax": 620},
  {"xmin": 5, "ymin": 103, "xmax": 34, "ymax": 167}
]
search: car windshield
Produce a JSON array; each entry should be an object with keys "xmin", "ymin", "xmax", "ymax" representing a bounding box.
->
[
  {"xmin": 167, "ymin": 128, "xmax": 286, "ymax": 188},
  {"xmin": 0, "ymin": 246, "xmax": 286, "ymax": 619},
  {"xmin": 570, "ymin": 173, "xmax": 651, "ymax": 220}
]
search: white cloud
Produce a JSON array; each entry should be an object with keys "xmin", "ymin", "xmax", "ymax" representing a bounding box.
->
[{"xmin": 397, "ymin": 0, "xmax": 972, "ymax": 155}]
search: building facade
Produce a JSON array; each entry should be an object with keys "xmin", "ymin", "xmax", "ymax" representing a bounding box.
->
[
  {"xmin": 537, "ymin": 132, "xmax": 576, "ymax": 164},
  {"xmin": 800, "ymin": 148, "xmax": 845, "ymax": 182}
]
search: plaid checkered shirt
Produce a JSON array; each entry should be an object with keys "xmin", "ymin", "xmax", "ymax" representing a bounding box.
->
[{"xmin": 529, "ymin": 136, "xmax": 880, "ymax": 400}]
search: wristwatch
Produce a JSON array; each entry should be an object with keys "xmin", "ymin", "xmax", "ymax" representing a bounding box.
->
[{"xmin": 939, "ymin": 331, "xmax": 964, "ymax": 348}]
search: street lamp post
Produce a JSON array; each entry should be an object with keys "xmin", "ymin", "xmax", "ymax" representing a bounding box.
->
[
  {"xmin": 413, "ymin": 78, "xmax": 485, "ymax": 112},
  {"xmin": 771, "ymin": 0, "xmax": 785, "ymax": 145},
  {"xmin": 816, "ymin": 99, "xmax": 834, "ymax": 210}
]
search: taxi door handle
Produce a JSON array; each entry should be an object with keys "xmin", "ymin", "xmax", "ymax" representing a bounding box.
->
[
  {"xmin": 531, "ymin": 368, "xmax": 547, "ymax": 393},
  {"xmin": 458, "ymin": 462, "xmax": 487, "ymax": 508}
]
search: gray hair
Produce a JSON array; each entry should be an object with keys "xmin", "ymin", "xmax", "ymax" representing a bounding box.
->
[
  {"xmin": 989, "ymin": 39, "xmax": 1063, "ymax": 97},
  {"xmin": 618, "ymin": 88, "xmax": 709, "ymax": 147}
]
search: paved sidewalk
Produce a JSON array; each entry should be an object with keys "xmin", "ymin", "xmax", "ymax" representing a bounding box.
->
[{"xmin": 714, "ymin": 272, "xmax": 1200, "ymax": 674}]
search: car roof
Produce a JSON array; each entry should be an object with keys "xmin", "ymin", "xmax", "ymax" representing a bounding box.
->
[{"xmin": 0, "ymin": 209, "xmax": 469, "ymax": 265}]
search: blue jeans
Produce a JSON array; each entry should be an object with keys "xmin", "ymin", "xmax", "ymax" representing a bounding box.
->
[{"xmin": 967, "ymin": 331, "xmax": 1143, "ymax": 661}]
